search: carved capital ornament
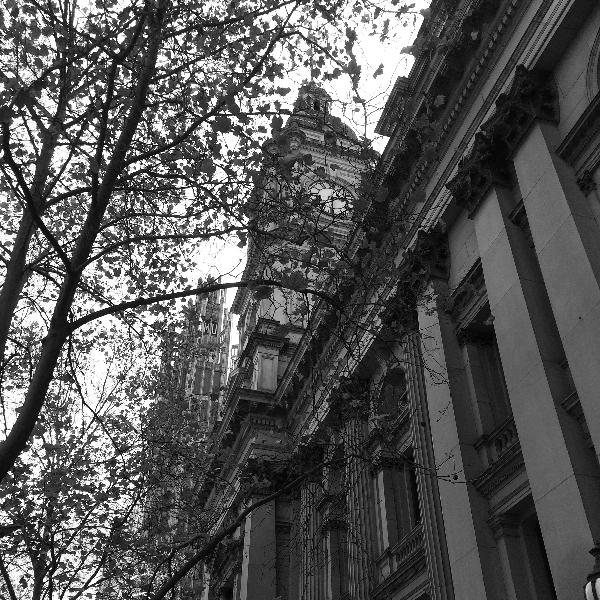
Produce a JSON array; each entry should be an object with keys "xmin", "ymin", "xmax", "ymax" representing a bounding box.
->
[{"xmin": 447, "ymin": 66, "xmax": 559, "ymax": 218}]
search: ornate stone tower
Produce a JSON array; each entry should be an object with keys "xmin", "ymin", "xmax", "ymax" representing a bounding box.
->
[
  {"xmin": 203, "ymin": 85, "xmax": 372, "ymax": 600},
  {"xmin": 231, "ymin": 82, "xmax": 371, "ymax": 391}
]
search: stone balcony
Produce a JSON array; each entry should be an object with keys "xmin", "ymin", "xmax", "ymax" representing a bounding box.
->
[
  {"xmin": 375, "ymin": 523, "xmax": 425, "ymax": 585},
  {"xmin": 474, "ymin": 416, "xmax": 519, "ymax": 470}
]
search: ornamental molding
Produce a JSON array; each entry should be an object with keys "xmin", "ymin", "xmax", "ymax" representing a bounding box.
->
[
  {"xmin": 447, "ymin": 66, "xmax": 559, "ymax": 217},
  {"xmin": 381, "ymin": 0, "xmax": 525, "ymax": 199},
  {"xmin": 447, "ymin": 259, "xmax": 487, "ymax": 321},
  {"xmin": 238, "ymin": 455, "xmax": 290, "ymax": 492},
  {"xmin": 480, "ymin": 65, "xmax": 559, "ymax": 151},
  {"xmin": 446, "ymin": 132, "xmax": 512, "ymax": 216},
  {"xmin": 557, "ymin": 92, "xmax": 600, "ymax": 168},
  {"xmin": 406, "ymin": 227, "xmax": 450, "ymax": 284},
  {"xmin": 471, "ymin": 442, "xmax": 525, "ymax": 498},
  {"xmin": 398, "ymin": 0, "xmax": 567, "ymax": 240},
  {"xmin": 378, "ymin": 228, "xmax": 448, "ymax": 341}
]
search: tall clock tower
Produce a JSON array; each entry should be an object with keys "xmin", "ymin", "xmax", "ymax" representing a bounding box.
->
[{"xmin": 231, "ymin": 82, "xmax": 372, "ymax": 388}]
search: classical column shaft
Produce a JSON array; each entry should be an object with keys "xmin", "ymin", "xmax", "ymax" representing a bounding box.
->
[
  {"xmin": 374, "ymin": 467, "xmax": 401, "ymax": 549},
  {"xmin": 472, "ymin": 183, "xmax": 600, "ymax": 599},
  {"xmin": 513, "ymin": 121, "xmax": 600, "ymax": 460},
  {"xmin": 490, "ymin": 517, "xmax": 533, "ymax": 600},
  {"xmin": 323, "ymin": 521, "xmax": 345, "ymax": 600},
  {"xmin": 343, "ymin": 418, "xmax": 373, "ymax": 600},
  {"xmin": 405, "ymin": 331, "xmax": 454, "ymax": 600},
  {"xmin": 418, "ymin": 283, "xmax": 506, "ymax": 600},
  {"xmin": 300, "ymin": 481, "xmax": 321, "ymax": 600},
  {"xmin": 239, "ymin": 500, "xmax": 276, "ymax": 600},
  {"xmin": 288, "ymin": 497, "xmax": 302, "ymax": 600}
]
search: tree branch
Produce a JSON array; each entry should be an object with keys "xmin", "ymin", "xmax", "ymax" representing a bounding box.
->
[
  {"xmin": 69, "ymin": 278, "xmax": 339, "ymax": 331},
  {"xmin": 1, "ymin": 123, "xmax": 72, "ymax": 270}
]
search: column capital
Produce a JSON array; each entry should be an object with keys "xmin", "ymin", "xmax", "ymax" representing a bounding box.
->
[
  {"xmin": 293, "ymin": 440, "xmax": 327, "ymax": 481},
  {"xmin": 446, "ymin": 132, "xmax": 512, "ymax": 217},
  {"xmin": 328, "ymin": 374, "xmax": 372, "ymax": 424},
  {"xmin": 387, "ymin": 227, "xmax": 449, "ymax": 323},
  {"xmin": 482, "ymin": 65, "xmax": 559, "ymax": 152},
  {"xmin": 447, "ymin": 66, "xmax": 559, "ymax": 218}
]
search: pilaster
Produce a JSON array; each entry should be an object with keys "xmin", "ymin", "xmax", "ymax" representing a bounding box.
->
[
  {"xmin": 239, "ymin": 500, "xmax": 277, "ymax": 600},
  {"xmin": 328, "ymin": 377, "xmax": 374, "ymax": 600},
  {"xmin": 299, "ymin": 481, "xmax": 322, "ymax": 600},
  {"xmin": 513, "ymin": 121, "xmax": 600, "ymax": 464},
  {"xmin": 404, "ymin": 331, "xmax": 455, "ymax": 600},
  {"xmin": 417, "ymin": 278, "xmax": 506, "ymax": 600},
  {"xmin": 488, "ymin": 515, "xmax": 533, "ymax": 600},
  {"xmin": 471, "ymin": 182, "xmax": 600, "ymax": 599}
]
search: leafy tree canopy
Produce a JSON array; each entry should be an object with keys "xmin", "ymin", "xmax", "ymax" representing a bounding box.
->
[{"xmin": 0, "ymin": 0, "xmax": 422, "ymax": 595}]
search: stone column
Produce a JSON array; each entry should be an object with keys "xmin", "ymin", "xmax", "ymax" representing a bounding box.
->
[
  {"xmin": 343, "ymin": 416, "xmax": 373, "ymax": 600},
  {"xmin": 322, "ymin": 515, "xmax": 346, "ymax": 600},
  {"xmin": 404, "ymin": 329, "xmax": 455, "ymax": 600},
  {"xmin": 239, "ymin": 499, "xmax": 277, "ymax": 600},
  {"xmin": 488, "ymin": 515, "xmax": 534, "ymax": 600},
  {"xmin": 299, "ymin": 481, "xmax": 321, "ymax": 600},
  {"xmin": 513, "ymin": 121, "xmax": 600, "ymax": 460},
  {"xmin": 329, "ymin": 377, "xmax": 375, "ymax": 600},
  {"xmin": 418, "ymin": 278, "xmax": 506, "ymax": 600},
  {"xmin": 372, "ymin": 462, "xmax": 401, "ymax": 550},
  {"xmin": 471, "ymin": 183, "xmax": 600, "ymax": 598}
]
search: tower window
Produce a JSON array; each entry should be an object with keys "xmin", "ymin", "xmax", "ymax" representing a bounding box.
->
[{"xmin": 314, "ymin": 99, "xmax": 320, "ymax": 111}]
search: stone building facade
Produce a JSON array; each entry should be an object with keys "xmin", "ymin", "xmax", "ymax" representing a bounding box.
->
[
  {"xmin": 201, "ymin": 1, "xmax": 600, "ymax": 599},
  {"xmin": 160, "ymin": 285, "xmax": 232, "ymax": 430}
]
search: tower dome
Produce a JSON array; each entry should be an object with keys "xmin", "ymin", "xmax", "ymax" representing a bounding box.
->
[{"xmin": 289, "ymin": 81, "xmax": 359, "ymax": 142}]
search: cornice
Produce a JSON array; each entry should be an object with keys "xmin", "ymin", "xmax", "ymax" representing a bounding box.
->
[
  {"xmin": 379, "ymin": 0, "xmax": 522, "ymax": 188},
  {"xmin": 556, "ymin": 91, "xmax": 600, "ymax": 167},
  {"xmin": 393, "ymin": 0, "xmax": 560, "ymax": 240}
]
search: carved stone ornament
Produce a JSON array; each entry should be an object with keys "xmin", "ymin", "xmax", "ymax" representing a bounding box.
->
[
  {"xmin": 293, "ymin": 440, "xmax": 326, "ymax": 473},
  {"xmin": 482, "ymin": 65, "xmax": 559, "ymax": 154},
  {"xmin": 404, "ymin": 227, "xmax": 450, "ymax": 285},
  {"xmin": 447, "ymin": 66, "xmax": 559, "ymax": 218},
  {"xmin": 328, "ymin": 375, "xmax": 372, "ymax": 424},
  {"xmin": 446, "ymin": 132, "xmax": 512, "ymax": 217},
  {"xmin": 239, "ymin": 455, "xmax": 289, "ymax": 492},
  {"xmin": 379, "ymin": 286, "xmax": 418, "ymax": 339}
]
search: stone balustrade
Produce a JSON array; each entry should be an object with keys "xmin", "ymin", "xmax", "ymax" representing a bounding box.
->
[
  {"xmin": 474, "ymin": 417, "xmax": 518, "ymax": 469},
  {"xmin": 375, "ymin": 523, "xmax": 424, "ymax": 583}
]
